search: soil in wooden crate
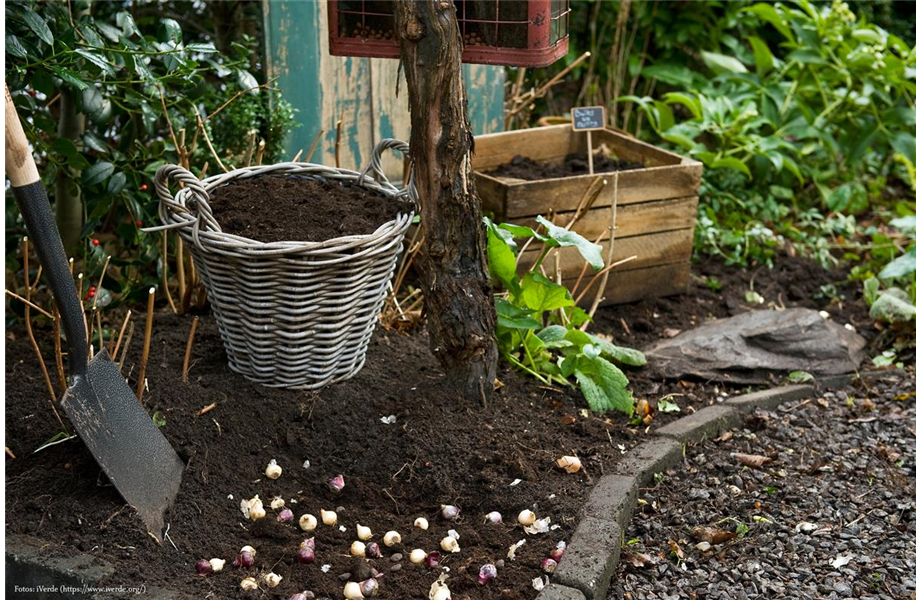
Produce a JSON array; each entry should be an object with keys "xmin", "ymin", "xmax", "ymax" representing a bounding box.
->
[
  {"xmin": 209, "ymin": 175, "xmax": 407, "ymax": 244},
  {"xmin": 485, "ymin": 152, "xmax": 644, "ymax": 181}
]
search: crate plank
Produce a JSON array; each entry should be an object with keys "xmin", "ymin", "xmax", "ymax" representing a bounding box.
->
[
  {"xmin": 473, "ymin": 126, "xmax": 578, "ymax": 169},
  {"xmin": 500, "ymin": 163, "xmax": 702, "ymax": 217},
  {"xmin": 519, "ymin": 229, "xmax": 693, "ymax": 275},
  {"xmin": 568, "ymin": 262, "xmax": 691, "ymax": 307},
  {"xmin": 514, "ymin": 196, "xmax": 698, "ymax": 241}
]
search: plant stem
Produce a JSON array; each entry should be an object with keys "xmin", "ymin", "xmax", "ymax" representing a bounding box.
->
[
  {"xmin": 181, "ymin": 316, "xmax": 199, "ymax": 383},
  {"xmin": 136, "ymin": 287, "xmax": 155, "ymax": 403}
]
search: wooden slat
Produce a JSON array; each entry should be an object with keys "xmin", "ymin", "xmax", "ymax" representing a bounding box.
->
[
  {"xmin": 515, "ymin": 196, "xmax": 699, "ymax": 241},
  {"xmin": 567, "ymin": 262, "xmax": 690, "ymax": 307},
  {"xmin": 520, "ymin": 229, "xmax": 693, "ymax": 275},
  {"xmin": 472, "ymin": 126, "xmax": 578, "ymax": 169},
  {"xmin": 500, "ymin": 162, "xmax": 702, "ymax": 217}
]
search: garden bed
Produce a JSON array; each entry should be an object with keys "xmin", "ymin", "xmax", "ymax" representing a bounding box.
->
[{"xmin": 4, "ymin": 253, "xmax": 882, "ymax": 599}]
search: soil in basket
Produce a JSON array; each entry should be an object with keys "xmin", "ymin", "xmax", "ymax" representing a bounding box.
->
[
  {"xmin": 209, "ymin": 175, "xmax": 407, "ymax": 243},
  {"xmin": 485, "ymin": 152, "xmax": 644, "ymax": 181}
]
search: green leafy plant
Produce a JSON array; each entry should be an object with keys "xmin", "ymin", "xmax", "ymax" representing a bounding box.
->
[
  {"xmin": 484, "ymin": 217, "xmax": 645, "ymax": 415},
  {"xmin": 5, "ymin": 1, "xmax": 297, "ymax": 308}
]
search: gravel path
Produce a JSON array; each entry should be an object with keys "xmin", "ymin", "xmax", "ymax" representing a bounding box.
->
[{"xmin": 609, "ymin": 368, "xmax": 916, "ymax": 600}]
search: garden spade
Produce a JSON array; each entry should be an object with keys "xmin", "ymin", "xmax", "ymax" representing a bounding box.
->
[{"xmin": 5, "ymin": 86, "xmax": 184, "ymax": 541}]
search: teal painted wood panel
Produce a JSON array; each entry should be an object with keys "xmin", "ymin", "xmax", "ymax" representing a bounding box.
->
[{"xmin": 264, "ymin": 0, "xmax": 505, "ymax": 174}]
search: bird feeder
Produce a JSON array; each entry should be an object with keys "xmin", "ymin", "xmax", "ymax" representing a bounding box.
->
[{"xmin": 328, "ymin": 0, "xmax": 570, "ymax": 67}]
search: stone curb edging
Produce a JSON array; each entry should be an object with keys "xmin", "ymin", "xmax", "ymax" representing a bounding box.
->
[{"xmin": 540, "ymin": 382, "xmax": 839, "ymax": 600}]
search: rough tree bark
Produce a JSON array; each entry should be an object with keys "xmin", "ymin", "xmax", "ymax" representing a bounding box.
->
[{"xmin": 394, "ymin": 1, "xmax": 498, "ymax": 404}]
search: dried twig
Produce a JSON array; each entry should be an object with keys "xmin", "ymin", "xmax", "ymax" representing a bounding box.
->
[
  {"xmin": 305, "ymin": 129, "xmax": 324, "ymax": 164},
  {"xmin": 5, "ymin": 289, "xmax": 54, "ymax": 319},
  {"xmin": 290, "ymin": 148, "xmax": 304, "ymax": 162},
  {"xmin": 111, "ymin": 310, "xmax": 132, "ymax": 357},
  {"xmin": 136, "ymin": 288, "xmax": 155, "ymax": 403},
  {"xmin": 255, "ymin": 139, "xmax": 266, "ymax": 166},
  {"xmin": 91, "ymin": 255, "xmax": 111, "ymax": 311},
  {"xmin": 204, "ymin": 80, "xmax": 279, "ymax": 123},
  {"xmin": 582, "ymin": 172, "xmax": 620, "ymax": 324},
  {"xmin": 334, "ymin": 113, "xmax": 344, "ymax": 168},
  {"xmin": 196, "ymin": 112, "xmax": 228, "ymax": 173},
  {"xmin": 118, "ymin": 321, "xmax": 135, "ymax": 371},
  {"xmin": 177, "ymin": 238, "xmax": 186, "ymax": 312},
  {"xmin": 20, "ymin": 238, "xmax": 67, "ymax": 433},
  {"xmin": 182, "ymin": 316, "xmax": 200, "ymax": 383},
  {"xmin": 242, "ymin": 129, "xmax": 257, "ymax": 167},
  {"xmin": 196, "ymin": 402, "xmax": 217, "ymax": 417},
  {"xmin": 5, "ymin": 446, "xmax": 16, "ymax": 459},
  {"xmin": 52, "ymin": 307, "xmax": 66, "ymax": 393},
  {"xmin": 161, "ymin": 231, "xmax": 177, "ymax": 314}
]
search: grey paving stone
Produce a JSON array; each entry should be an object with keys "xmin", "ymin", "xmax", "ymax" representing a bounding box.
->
[
  {"xmin": 612, "ymin": 437, "xmax": 682, "ymax": 487},
  {"xmin": 581, "ymin": 474, "xmax": 638, "ymax": 529},
  {"xmin": 553, "ymin": 516, "xmax": 621, "ymax": 600},
  {"xmin": 655, "ymin": 405, "xmax": 741, "ymax": 443},
  {"xmin": 727, "ymin": 384, "xmax": 813, "ymax": 413},
  {"xmin": 537, "ymin": 583, "xmax": 587, "ymax": 600}
]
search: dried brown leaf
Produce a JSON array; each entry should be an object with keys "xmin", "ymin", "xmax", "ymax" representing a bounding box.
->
[
  {"xmin": 731, "ymin": 452, "xmax": 771, "ymax": 468},
  {"xmin": 625, "ymin": 551, "xmax": 655, "ymax": 568},
  {"xmin": 667, "ymin": 539, "xmax": 684, "ymax": 560},
  {"xmin": 691, "ymin": 526, "xmax": 737, "ymax": 545}
]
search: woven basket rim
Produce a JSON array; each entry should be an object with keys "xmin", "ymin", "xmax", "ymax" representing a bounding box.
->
[{"xmin": 160, "ymin": 162, "xmax": 416, "ymax": 254}]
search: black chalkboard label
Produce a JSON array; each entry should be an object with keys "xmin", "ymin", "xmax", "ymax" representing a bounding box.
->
[{"xmin": 571, "ymin": 106, "xmax": 606, "ymax": 131}]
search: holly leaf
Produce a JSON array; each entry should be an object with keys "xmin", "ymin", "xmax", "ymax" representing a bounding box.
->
[{"xmin": 21, "ymin": 7, "xmax": 53, "ymax": 46}]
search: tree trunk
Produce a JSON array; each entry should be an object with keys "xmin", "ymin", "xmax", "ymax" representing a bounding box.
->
[{"xmin": 394, "ymin": 1, "xmax": 498, "ymax": 405}]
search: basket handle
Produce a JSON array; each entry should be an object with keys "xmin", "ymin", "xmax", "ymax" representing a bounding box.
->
[
  {"xmin": 358, "ymin": 139, "xmax": 415, "ymax": 203},
  {"xmin": 150, "ymin": 164, "xmax": 221, "ymax": 249}
]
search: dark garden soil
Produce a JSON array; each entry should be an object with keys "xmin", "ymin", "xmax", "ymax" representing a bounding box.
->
[
  {"xmin": 4, "ymin": 252, "xmax": 899, "ymax": 599},
  {"xmin": 485, "ymin": 153, "xmax": 644, "ymax": 181},
  {"xmin": 609, "ymin": 367, "xmax": 916, "ymax": 599},
  {"xmin": 5, "ymin": 314, "xmax": 638, "ymax": 600},
  {"xmin": 209, "ymin": 175, "xmax": 407, "ymax": 244}
]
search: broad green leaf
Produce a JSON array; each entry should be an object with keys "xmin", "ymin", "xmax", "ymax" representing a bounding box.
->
[
  {"xmin": 96, "ymin": 21, "xmax": 122, "ymax": 43},
  {"xmin": 21, "ymin": 7, "xmax": 53, "ymax": 45},
  {"xmin": 712, "ymin": 157, "xmax": 751, "ymax": 178},
  {"xmin": 485, "ymin": 219, "xmax": 519, "ymax": 294},
  {"xmin": 82, "ymin": 161, "xmax": 114, "ymax": 185},
  {"xmin": 890, "ymin": 132, "xmax": 916, "ymax": 166},
  {"xmin": 852, "ymin": 28, "xmax": 882, "ymax": 45},
  {"xmin": 522, "ymin": 272, "xmax": 573, "ymax": 312},
  {"xmin": 661, "ymin": 131, "xmax": 697, "ymax": 151},
  {"xmin": 787, "ymin": 49, "xmax": 824, "ymax": 65},
  {"xmin": 495, "ymin": 298, "xmax": 541, "ymax": 330},
  {"xmin": 50, "ymin": 66, "xmax": 88, "ymax": 90},
  {"xmin": 566, "ymin": 306, "xmax": 591, "ymax": 327},
  {"xmin": 499, "ymin": 222, "xmax": 547, "ymax": 242},
  {"xmin": 583, "ymin": 344, "xmax": 601, "ymax": 359},
  {"xmin": 116, "ymin": 12, "xmax": 141, "ymax": 38},
  {"xmin": 878, "ymin": 246, "xmax": 916, "ymax": 280},
  {"xmin": 77, "ymin": 23, "xmax": 105, "ymax": 47},
  {"xmin": 536, "ymin": 325, "xmax": 568, "ymax": 343},
  {"xmin": 654, "ymin": 100, "xmax": 675, "ymax": 131},
  {"xmin": 748, "ymin": 36, "xmax": 774, "ymax": 74},
  {"xmin": 744, "ymin": 3, "xmax": 793, "ymax": 41},
  {"xmin": 107, "ymin": 172, "xmax": 127, "ymax": 195},
  {"xmin": 701, "ymin": 51, "xmax": 748, "ymax": 74},
  {"xmin": 237, "ymin": 70, "xmax": 259, "ymax": 93},
  {"xmin": 587, "ymin": 333, "xmax": 647, "ymax": 367},
  {"xmin": 863, "ymin": 277, "xmax": 880, "ymax": 306},
  {"xmin": 158, "ymin": 18, "xmax": 183, "ymax": 44},
  {"xmin": 662, "ymin": 92, "xmax": 702, "ymax": 120},
  {"xmin": 782, "ymin": 156, "xmax": 804, "ymax": 185},
  {"xmin": 574, "ymin": 370, "xmax": 611, "ymax": 413},
  {"xmin": 6, "ymin": 35, "xmax": 27, "ymax": 58},
  {"xmin": 534, "ymin": 216, "xmax": 604, "ymax": 271},
  {"xmin": 889, "ymin": 216, "xmax": 916, "ymax": 234},
  {"xmin": 869, "ymin": 288, "xmax": 916, "ymax": 322},
  {"xmin": 641, "ymin": 63, "xmax": 696, "ymax": 88},
  {"xmin": 75, "ymin": 49, "xmax": 115, "ymax": 76},
  {"xmin": 185, "ymin": 42, "xmax": 218, "ymax": 53},
  {"xmin": 134, "ymin": 57, "xmax": 154, "ymax": 81}
]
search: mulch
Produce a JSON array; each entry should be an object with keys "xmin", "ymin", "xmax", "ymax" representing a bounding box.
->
[{"xmin": 610, "ymin": 367, "xmax": 916, "ymax": 600}]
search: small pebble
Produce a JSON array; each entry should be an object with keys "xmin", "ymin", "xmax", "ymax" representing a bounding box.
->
[
  {"xmin": 390, "ymin": 553, "xmax": 403, "ymax": 562},
  {"xmin": 390, "ymin": 564, "xmax": 402, "ymax": 572},
  {"xmin": 496, "ymin": 559, "xmax": 505, "ymax": 568},
  {"xmin": 338, "ymin": 573, "xmax": 351, "ymax": 581}
]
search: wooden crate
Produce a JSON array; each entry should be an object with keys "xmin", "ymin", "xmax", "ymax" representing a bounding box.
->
[{"xmin": 472, "ymin": 125, "xmax": 702, "ymax": 305}]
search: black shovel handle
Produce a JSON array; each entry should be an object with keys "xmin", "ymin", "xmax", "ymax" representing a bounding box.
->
[{"xmin": 5, "ymin": 85, "xmax": 87, "ymax": 380}]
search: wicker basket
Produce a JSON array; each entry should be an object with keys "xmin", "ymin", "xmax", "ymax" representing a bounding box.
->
[{"xmin": 153, "ymin": 139, "xmax": 416, "ymax": 389}]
